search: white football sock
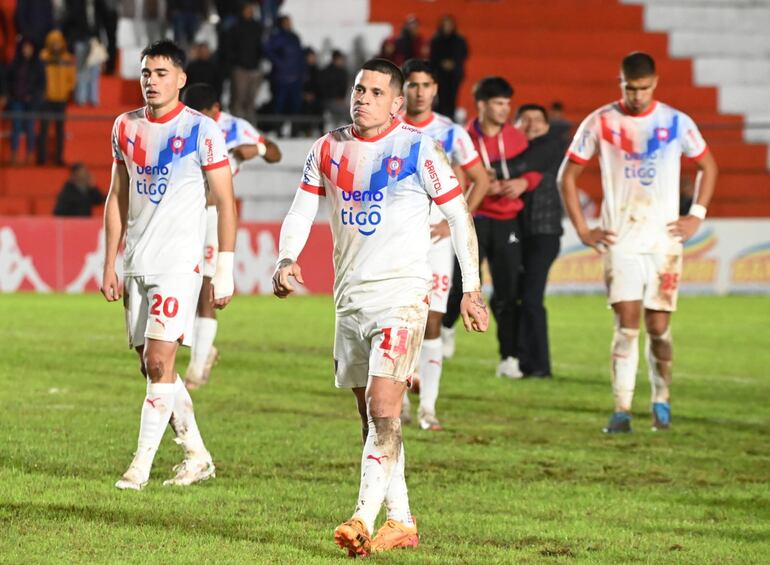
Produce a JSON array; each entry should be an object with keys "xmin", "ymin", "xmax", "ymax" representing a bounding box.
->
[
  {"xmin": 191, "ymin": 317, "xmax": 217, "ymax": 373},
  {"xmin": 169, "ymin": 375, "xmax": 210, "ymax": 460},
  {"xmin": 383, "ymin": 444, "xmax": 414, "ymax": 526},
  {"xmin": 646, "ymin": 327, "xmax": 673, "ymax": 404},
  {"xmin": 353, "ymin": 416, "xmax": 402, "ymax": 534},
  {"xmin": 418, "ymin": 337, "xmax": 443, "ymax": 415},
  {"xmin": 610, "ymin": 327, "xmax": 639, "ymax": 412},
  {"xmin": 132, "ymin": 381, "xmax": 176, "ymax": 474}
]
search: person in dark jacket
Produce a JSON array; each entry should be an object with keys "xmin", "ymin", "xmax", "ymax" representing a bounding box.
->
[
  {"xmin": 319, "ymin": 49, "xmax": 349, "ymax": 128},
  {"xmin": 7, "ymin": 38, "xmax": 45, "ymax": 164},
  {"xmin": 226, "ymin": 2, "xmax": 263, "ymax": 124},
  {"xmin": 53, "ymin": 162, "xmax": 104, "ymax": 216},
  {"xmin": 265, "ymin": 15, "xmax": 304, "ymax": 127},
  {"xmin": 185, "ymin": 42, "xmax": 222, "ymax": 99},
  {"xmin": 300, "ymin": 47, "xmax": 322, "ymax": 135},
  {"xmin": 511, "ymin": 103, "xmax": 565, "ymax": 378},
  {"xmin": 429, "ymin": 15, "xmax": 467, "ymax": 120},
  {"xmin": 13, "ymin": 0, "xmax": 54, "ymax": 49}
]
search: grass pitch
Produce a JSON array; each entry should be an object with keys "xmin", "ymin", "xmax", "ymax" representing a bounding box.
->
[{"xmin": 1, "ymin": 294, "xmax": 769, "ymax": 564}]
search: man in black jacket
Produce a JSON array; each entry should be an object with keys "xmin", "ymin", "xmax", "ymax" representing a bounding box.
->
[
  {"xmin": 511, "ymin": 104, "xmax": 565, "ymax": 378},
  {"xmin": 227, "ymin": 2, "xmax": 263, "ymax": 124},
  {"xmin": 53, "ymin": 163, "xmax": 104, "ymax": 216}
]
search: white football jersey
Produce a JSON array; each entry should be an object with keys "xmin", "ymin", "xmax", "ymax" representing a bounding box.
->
[
  {"xmin": 112, "ymin": 102, "xmax": 230, "ymax": 275},
  {"xmin": 568, "ymin": 100, "xmax": 708, "ymax": 254},
  {"xmin": 216, "ymin": 110, "xmax": 265, "ymax": 175},
  {"xmin": 403, "ymin": 112, "xmax": 480, "ymax": 223},
  {"xmin": 300, "ymin": 120, "xmax": 462, "ymax": 313}
]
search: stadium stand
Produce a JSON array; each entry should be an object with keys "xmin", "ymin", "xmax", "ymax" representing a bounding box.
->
[
  {"xmin": 2, "ymin": 0, "xmax": 770, "ymax": 217},
  {"xmin": 369, "ymin": 0, "xmax": 770, "ymax": 217}
]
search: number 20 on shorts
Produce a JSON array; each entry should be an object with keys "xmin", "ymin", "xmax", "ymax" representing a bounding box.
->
[{"xmin": 150, "ymin": 294, "xmax": 179, "ymax": 318}]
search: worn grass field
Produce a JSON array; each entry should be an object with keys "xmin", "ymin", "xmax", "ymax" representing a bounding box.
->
[{"xmin": 1, "ymin": 294, "xmax": 769, "ymax": 564}]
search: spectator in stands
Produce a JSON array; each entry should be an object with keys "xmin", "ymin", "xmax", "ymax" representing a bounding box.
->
[
  {"xmin": 392, "ymin": 15, "xmax": 427, "ymax": 66},
  {"xmin": 0, "ymin": 60, "xmax": 7, "ymax": 110},
  {"xmin": 168, "ymin": 0, "xmax": 208, "ymax": 50},
  {"xmin": 377, "ymin": 36, "xmax": 397, "ymax": 62},
  {"xmin": 185, "ymin": 42, "xmax": 223, "ymax": 100},
  {"xmin": 265, "ymin": 15, "xmax": 304, "ymax": 131},
  {"xmin": 227, "ymin": 2, "xmax": 264, "ymax": 124},
  {"xmin": 7, "ymin": 38, "xmax": 44, "ymax": 165},
  {"xmin": 120, "ymin": 0, "xmax": 164, "ymax": 47},
  {"xmin": 53, "ymin": 162, "xmax": 104, "ymax": 216},
  {"xmin": 14, "ymin": 0, "xmax": 54, "ymax": 50},
  {"xmin": 96, "ymin": 0, "xmax": 118, "ymax": 74},
  {"xmin": 37, "ymin": 29, "xmax": 76, "ymax": 166},
  {"xmin": 320, "ymin": 49, "xmax": 349, "ymax": 128},
  {"xmin": 259, "ymin": 0, "xmax": 283, "ymax": 32},
  {"xmin": 548, "ymin": 101, "xmax": 573, "ymax": 151},
  {"xmin": 300, "ymin": 47, "xmax": 323, "ymax": 136},
  {"xmin": 429, "ymin": 15, "xmax": 468, "ymax": 121},
  {"xmin": 64, "ymin": 0, "xmax": 103, "ymax": 106},
  {"xmin": 511, "ymin": 104, "xmax": 564, "ymax": 379}
]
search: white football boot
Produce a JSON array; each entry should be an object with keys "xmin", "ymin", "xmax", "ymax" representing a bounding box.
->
[
  {"xmin": 163, "ymin": 458, "xmax": 216, "ymax": 486},
  {"xmin": 496, "ymin": 357, "xmax": 523, "ymax": 379}
]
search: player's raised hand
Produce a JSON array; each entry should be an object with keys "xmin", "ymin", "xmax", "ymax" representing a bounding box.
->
[
  {"xmin": 100, "ymin": 269, "xmax": 121, "ymax": 302},
  {"xmin": 578, "ymin": 227, "xmax": 616, "ymax": 253},
  {"xmin": 460, "ymin": 291, "xmax": 489, "ymax": 333},
  {"xmin": 430, "ymin": 219, "xmax": 450, "ymax": 242},
  {"xmin": 667, "ymin": 216, "xmax": 701, "ymax": 242},
  {"xmin": 272, "ymin": 259, "xmax": 304, "ymax": 298}
]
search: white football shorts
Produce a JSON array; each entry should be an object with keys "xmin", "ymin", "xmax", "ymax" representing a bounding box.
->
[
  {"xmin": 124, "ymin": 273, "xmax": 202, "ymax": 348},
  {"xmin": 604, "ymin": 250, "xmax": 683, "ymax": 312},
  {"xmin": 202, "ymin": 205, "xmax": 218, "ymax": 278},
  {"xmin": 428, "ymin": 236, "xmax": 454, "ymax": 314},
  {"xmin": 333, "ymin": 299, "xmax": 430, "ymax": 388}
]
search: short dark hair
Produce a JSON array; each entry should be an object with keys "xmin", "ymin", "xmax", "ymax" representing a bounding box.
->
[
  {"xmin": 140, "ymin": 39, "xmax": 186, "ymax": 68},
  {"xmin": 360, "ymin": 58, "xmax": 404, "ymax": 92},
  {"xmin": 621, "ymin": 52, "xmax": 656, "ymax": 80},
  {"xmin": 473, "ymin": 76, "xmax": 513, "ymax": 102},
  {"xmin": 182, "ymin": 83, "xmax": 218, "ymax": 112},
  {"xmin": 401, "ymin": 58, "xmax": 437, "ymax": 82},
  {"xmin": 516, "ymin": 103, "xmax": 548, "ymax": 122}
]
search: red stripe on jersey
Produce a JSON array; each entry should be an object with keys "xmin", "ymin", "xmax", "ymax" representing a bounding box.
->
[
  {"xmin": 567, "ymin": 151, "xmax": 589, "ymax": 165},
  {"xmin": 300, "ymin": 182, "xmax": 326, "ymax": 196},
  {"xmin": 461, "ymin": 155, "xmax": 481, "ymax": 170},
  {"xmin": 202, "ymin": 159, "xmax": 229, "ymax": 171},
  {"xmin": 145, "ymin": 102, "xmax": 185, "ymax": 123},
  {"xmin": 319, "ymin": 137, "xmax": 332, "ymax": 179},
  {"xmin": 133, "ymin": 128, "xmax": 147, "ymax": 168},
  {"xmin": 689, "ymin": 146, "xmax": 710, "ymax": 162},
  {"xmin": 434, "ymin": 184, "xmax": 462, "ymax": 205},
  {"xmin": 118, "ymin": 119, "xmax": 129, "ymax": 156}
]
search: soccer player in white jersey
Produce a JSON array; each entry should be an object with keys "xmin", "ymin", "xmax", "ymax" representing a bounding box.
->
[
  {"xmin": 400, "ymin": 59, "xmax": 489, "ymax": 431},
  {"xmin": 182, "ymin": 83, "xmax": 282, "ymax": 390},
  {"xmin": 272, "ymin": 59, "xmax": 489, "ymax": 556},
  {"xmin": 559, "ymin": 52, "xmax": 718, "ymax": 433},
  {"xmin": 101, "ymin": 40, "xmax": 237, "ymax": 489}
]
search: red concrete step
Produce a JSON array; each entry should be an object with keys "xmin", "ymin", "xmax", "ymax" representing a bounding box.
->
[
  {"xmin": 0, "ymin": 196, "xmax": 32, "ymax": 215},
  {"xmin": 468, "ymin": 56, "xmax": 694, "ymax": 86},
  {"xmin": 372, "ymin": 1, "xmax": 644, "ymax": 31},
  {"xmin": 457, "ymin": 82, "xmax": 718, "ymax": 114},
  {"xmin": 457, "ymin": 30, "xmax": 670, "ymax": 58},
  {"xmin": 0, "ymin": 167, "xmax": 69, "ymax": 197}
]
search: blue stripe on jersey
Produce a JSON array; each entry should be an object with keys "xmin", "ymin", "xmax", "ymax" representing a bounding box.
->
[
  {"xmin": 157, "ymin": 123, "xmax": 200, "ymax": 169},
  {"xmin": 368, "ymin": 139, "xmax": 421, "ymax": 193},
  {"xmin": 643, "ymin": 114, "xmax": 678, "ymax": 159},
  {"xmin": 225, "ymin": 120, "xmax": 238, "ymax": 143},
  {"xmin": 442, "ymin": 127, "xmax": 455, "ymax": 154}
]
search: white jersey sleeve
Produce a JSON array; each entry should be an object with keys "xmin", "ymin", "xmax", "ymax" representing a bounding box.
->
[
  {"xmin": 111, "ymin": 118, "xmax": 125, "ymax": 163},
  {"xmin": 679, "ymin": 112, "xmax": 708, "ymax": 159},
  {"xmin": 419, "ymin": 138, "xmax": 463, "ymax": 205},
  {"xmin": 567, "ymin": 111, "xmax": 600, "ymax": 164},
  {"xmin": 236, "ymin": 118, "xmax": 266, "ymax": 147},
  {"xmin": 451, "ymin": 125, "xmax": 481, "ymax": 170},
  {"xmin": 198, "ymin": 117, "xmax": 230, "ymax": 171},
  {"xmin": 299, "ymin": 137, "xmax": 326, "ymax": 195}
]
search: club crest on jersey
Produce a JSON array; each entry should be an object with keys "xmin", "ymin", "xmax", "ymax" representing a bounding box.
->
[
  {"xmin": 386, "ymin": 156, "xmax": 403, "ymax": 177},
  {"xmin": 170, "ymin": 136, "xmax": 186, "ymax": 154}
]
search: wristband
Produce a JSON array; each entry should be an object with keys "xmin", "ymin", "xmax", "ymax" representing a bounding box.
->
[
  {"xmin": 688, "ymin": 204, "xmax": 707, "ymax": 220},
  {"xmin": 212, "ymin": 251, "xmax": 234, "ymax": 300},
  {"xmin": 257, "ymin": 137, "xmax": 267, "ymax": 157}
]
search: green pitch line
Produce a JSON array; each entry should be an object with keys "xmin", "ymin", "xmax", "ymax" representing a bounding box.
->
[{"xmin": 0, "ymin": 294, "xmax": 768, "ymax": 563}]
